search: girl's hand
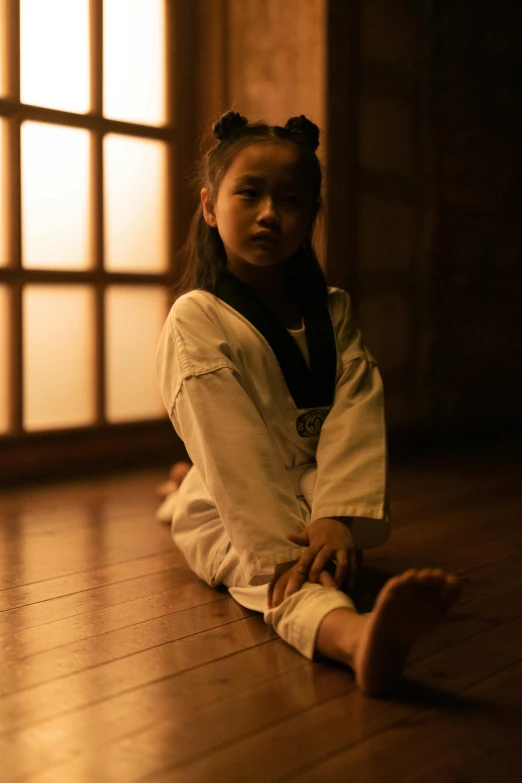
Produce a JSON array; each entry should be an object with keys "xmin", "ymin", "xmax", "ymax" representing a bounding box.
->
[
  {"xmin": 267, "ymin": 558, "xmax": 336, "ymax": 609},
  {"xmin": 286, "ymin": 517, "xmax": 357, "ymax": 589}
]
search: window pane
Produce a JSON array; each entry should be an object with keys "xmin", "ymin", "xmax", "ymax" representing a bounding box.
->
[
  {"xmin": 21, "ymin": 122, "xmax": 91, "ymax": 270},
  {"xmin": 20, "ymin": 0, "xmax": 90, "ymax": 113},
  {"xmin": 23, "ymin": 286, "xmax": 95, "ymax": 430},
  {"xmin": 104, "ymin": 134, "xmax": 168, "ymax": 273},
  {"xmin": 106, "ymin": 286, "xmax": 167, "ymax": 422},
  {"xmin": 0, "ymin": 118, "xmax": 8, "ymax": 266},
  {"xmin": 104, "ymin": 0, "xmax": 166, "ymax": 126},
  {"xmin": 0, "ymin": 286, "xmax": 9, "ymax": 432}
]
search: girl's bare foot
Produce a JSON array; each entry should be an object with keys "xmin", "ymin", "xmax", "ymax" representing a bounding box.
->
[
  {"xmin": 354, "ymin": 568, "xmax": 461, "ymax": 696},
  {"xmin": 156, "ymin": 461, "xmax": 192, "ymax": 499}
]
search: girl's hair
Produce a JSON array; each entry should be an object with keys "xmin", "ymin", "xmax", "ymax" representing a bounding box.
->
[{"xmin": 173, "ymin": 111, "xmax": 328, "ymax": 309}]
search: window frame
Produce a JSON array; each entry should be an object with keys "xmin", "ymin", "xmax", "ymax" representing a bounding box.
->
[{"xmin": 0, "ymin": 0, "xmax": 187, "ymax": 484}]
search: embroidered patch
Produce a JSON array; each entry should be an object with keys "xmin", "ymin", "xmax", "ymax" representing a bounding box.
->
[{"xmin": 296, "ymin": 409, "xmax": 329, "ymax": 438}]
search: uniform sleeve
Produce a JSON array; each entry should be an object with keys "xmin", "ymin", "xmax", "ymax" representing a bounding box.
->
[
  {"xmin": 310, "ymin": 290, "xmax": 390, "ymax": 549},
  {"xmin": 156, "ymin": 296, "xmax": 309, "ymax": 585}
]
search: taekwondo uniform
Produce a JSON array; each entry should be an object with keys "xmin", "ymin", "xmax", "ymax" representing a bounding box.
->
[{"xmin": 156, "ymin": 271, "xmax": 389, "ymax": 659}]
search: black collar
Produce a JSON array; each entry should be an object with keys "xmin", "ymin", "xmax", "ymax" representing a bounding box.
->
[{"xmin": 210, "ymin": 272, "xmax": 337, "ymax": 409}]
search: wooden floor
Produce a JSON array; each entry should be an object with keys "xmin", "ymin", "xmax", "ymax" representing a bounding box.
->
[{"xmin": 1, "ymin": 439, "xmax": 522, "ymax": 783}]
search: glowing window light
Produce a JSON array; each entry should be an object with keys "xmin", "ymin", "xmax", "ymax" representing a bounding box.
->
[
  {"xmin": 23, "ymin": 285, "xmax": 96, "ymax": 431},
  {"xmin": 104, "ymin": 134, "xmax": 168, "ymax": 273},
  {"xmin": 20, "ymin": 0, "xmax": 90, "ymax": 114},
  {"xmin": 0, "ymin": 286, "xmax": 9, "ymax": 432},
  {"xmin": 21, "ymin": 121, "xmax": 91, "ymax": 270},
  {"xmin": 0, "ymin": 118, "xmax": 8, "ymax": 266},
  {"xmin": 106, "ymin": 286, "xmax": 167, "ymax": 422},
  {"xmin": 104, "ymin": 0, "xmax": 166, "ymax": 126}
]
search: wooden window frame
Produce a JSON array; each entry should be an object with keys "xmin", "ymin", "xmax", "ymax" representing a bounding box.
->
[{"xmin": 0, "ymin": 0, "xmax": 189, "ymax": 484}]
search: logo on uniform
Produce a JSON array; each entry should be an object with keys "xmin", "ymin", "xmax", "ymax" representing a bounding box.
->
[{"xmin": 296, "ymin": 409, "xmax": 329, "ymax": 438}]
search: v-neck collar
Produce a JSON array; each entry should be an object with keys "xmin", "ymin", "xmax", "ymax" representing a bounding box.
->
[{"xmin": 210, "ymin": 271, "xmax": 337, "ymax": 409}]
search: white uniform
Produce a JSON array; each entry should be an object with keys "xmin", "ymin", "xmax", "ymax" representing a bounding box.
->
[{"xmin": 156, "ymin": 278, "xmax": 389, "ymax": 659}]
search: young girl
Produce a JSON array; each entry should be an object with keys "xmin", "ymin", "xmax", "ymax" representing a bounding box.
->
[{"xmin": 155, "ymin": 111, "xmax": 460, "ymax": 697}]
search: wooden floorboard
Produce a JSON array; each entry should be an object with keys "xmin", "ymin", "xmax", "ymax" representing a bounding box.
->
[{"xmin": 1, "ymin": 442, "xmax": 521, "ymax": 782}]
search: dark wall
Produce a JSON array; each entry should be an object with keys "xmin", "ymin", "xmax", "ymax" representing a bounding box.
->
[
  {"xmin": 429, "ymin": 0, "xmax": 522, "ymax": 433},
  {"xmin": 327, "ymin": 0, "xmax": 522, "ymax": 440}
]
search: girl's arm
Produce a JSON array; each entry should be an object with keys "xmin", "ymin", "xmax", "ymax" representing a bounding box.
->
[
  {"xmin": 310, "ymin": 290, "xmax": 390, "ymax": 550},
  {"xmin": 156, "ymin": 296, "xmax": 309, "ymax": 586}
]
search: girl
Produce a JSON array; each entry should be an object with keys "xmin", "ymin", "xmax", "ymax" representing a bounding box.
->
[{"xmin": 155, "ymin": 111, "xmax": 460, "ymax": 697}]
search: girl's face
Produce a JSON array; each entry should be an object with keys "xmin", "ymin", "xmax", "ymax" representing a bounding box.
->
[{"xmin": 201, "ymin": 142, "xmax": 315, "ymax": 275}]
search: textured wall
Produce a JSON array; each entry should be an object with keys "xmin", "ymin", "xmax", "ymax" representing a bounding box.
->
[
  {"xmin": 328, "ymin": 0, "xmax": 522, "ymax": 435},
  {"xmin": 428, "ymin": 0, "xmax": 522, "ymax": 430},
  {"xmin": 203, "ymin": 0, "xmax": 328, "ymax": 261},
  {"xmin": 227, "ymin": 0, "xmax": 326, "ymax": 132},
  {"xmin": 189, "ymin": 0, "xmax": 328, "ymax": 258},
  {"xmin": 327, "ymin": 0, "xmax": 431, "ymax": 430}
]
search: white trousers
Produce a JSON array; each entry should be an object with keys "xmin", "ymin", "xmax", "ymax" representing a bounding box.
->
[{"xmin": 158, "ymin": 466, "xmax": 359, "ymax": 661}]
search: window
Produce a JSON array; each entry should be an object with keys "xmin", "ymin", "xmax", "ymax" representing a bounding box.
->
[{"xmin": 0, "ymin": 0, "xmax": 180, "ymax": 482}]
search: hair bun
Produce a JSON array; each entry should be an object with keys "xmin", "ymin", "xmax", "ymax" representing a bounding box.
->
[
  {"xmin": 213, "ymin": 111, "xmax": 249, "ymax": 142},
  {"xmin": 284, "ymin": 115, "xmax": 320, "ymax": 151}
]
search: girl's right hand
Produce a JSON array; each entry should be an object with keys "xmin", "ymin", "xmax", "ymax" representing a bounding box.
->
[
  {"xmin": 267, "ymin": 558, "xmax": 336, "ymax": 609},
  {"xmin": 286, "ymin": 518, "xmax": 357, "ymax": 589}
]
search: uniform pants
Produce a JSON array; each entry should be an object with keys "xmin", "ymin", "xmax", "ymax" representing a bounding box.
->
[{"xmin": 158, "ymin": 473, "xmax": 360, "ymax": 661}]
